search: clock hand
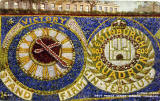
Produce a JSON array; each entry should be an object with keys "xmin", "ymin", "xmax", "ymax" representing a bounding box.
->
[
  {"xmin": 36, "ymin": 38, "xmax": 68, "ymax": 67},
  {"xmin": 34, "ymin": 42, "xmax": 60, "ymax": 53}
]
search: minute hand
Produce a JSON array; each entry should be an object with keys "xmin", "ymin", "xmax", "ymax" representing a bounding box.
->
[
  {"xmin": 36, "ymin": 39, "xmax": 68, "ymax": 67},
  {"xmin": 34, "ymin": 42, "xmax": 60, "ymax": 54}
]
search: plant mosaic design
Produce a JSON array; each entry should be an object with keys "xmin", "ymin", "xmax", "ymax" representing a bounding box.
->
[{"xmin": 0, "ymin": 16, "xmax": 160, "ymax": 101}]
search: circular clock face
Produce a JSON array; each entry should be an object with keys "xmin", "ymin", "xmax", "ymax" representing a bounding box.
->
[
  {"xmin": 5, "ymin": 22, "xmax": 86, "ymax": 95},
  {"xmin": 17, "ymin": 28, "xmax": 75, "ymax": 80}
]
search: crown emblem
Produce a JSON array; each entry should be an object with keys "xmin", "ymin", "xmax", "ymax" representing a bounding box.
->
[{"xmin": 112, "ymin": 19, "xmax": 127, "ymax": 29}]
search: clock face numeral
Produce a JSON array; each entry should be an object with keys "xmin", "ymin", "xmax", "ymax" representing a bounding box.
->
[
  {"xmin": 62, "ymin": 48, "xmax": 73, "ymax": 53},
  {"xmin": 17, "ymin": 28, "xmax": 75, "ymax": 80},
  {"xmin": 27, "ymin": 63, "xmax": 37, "ymax": 75}
]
